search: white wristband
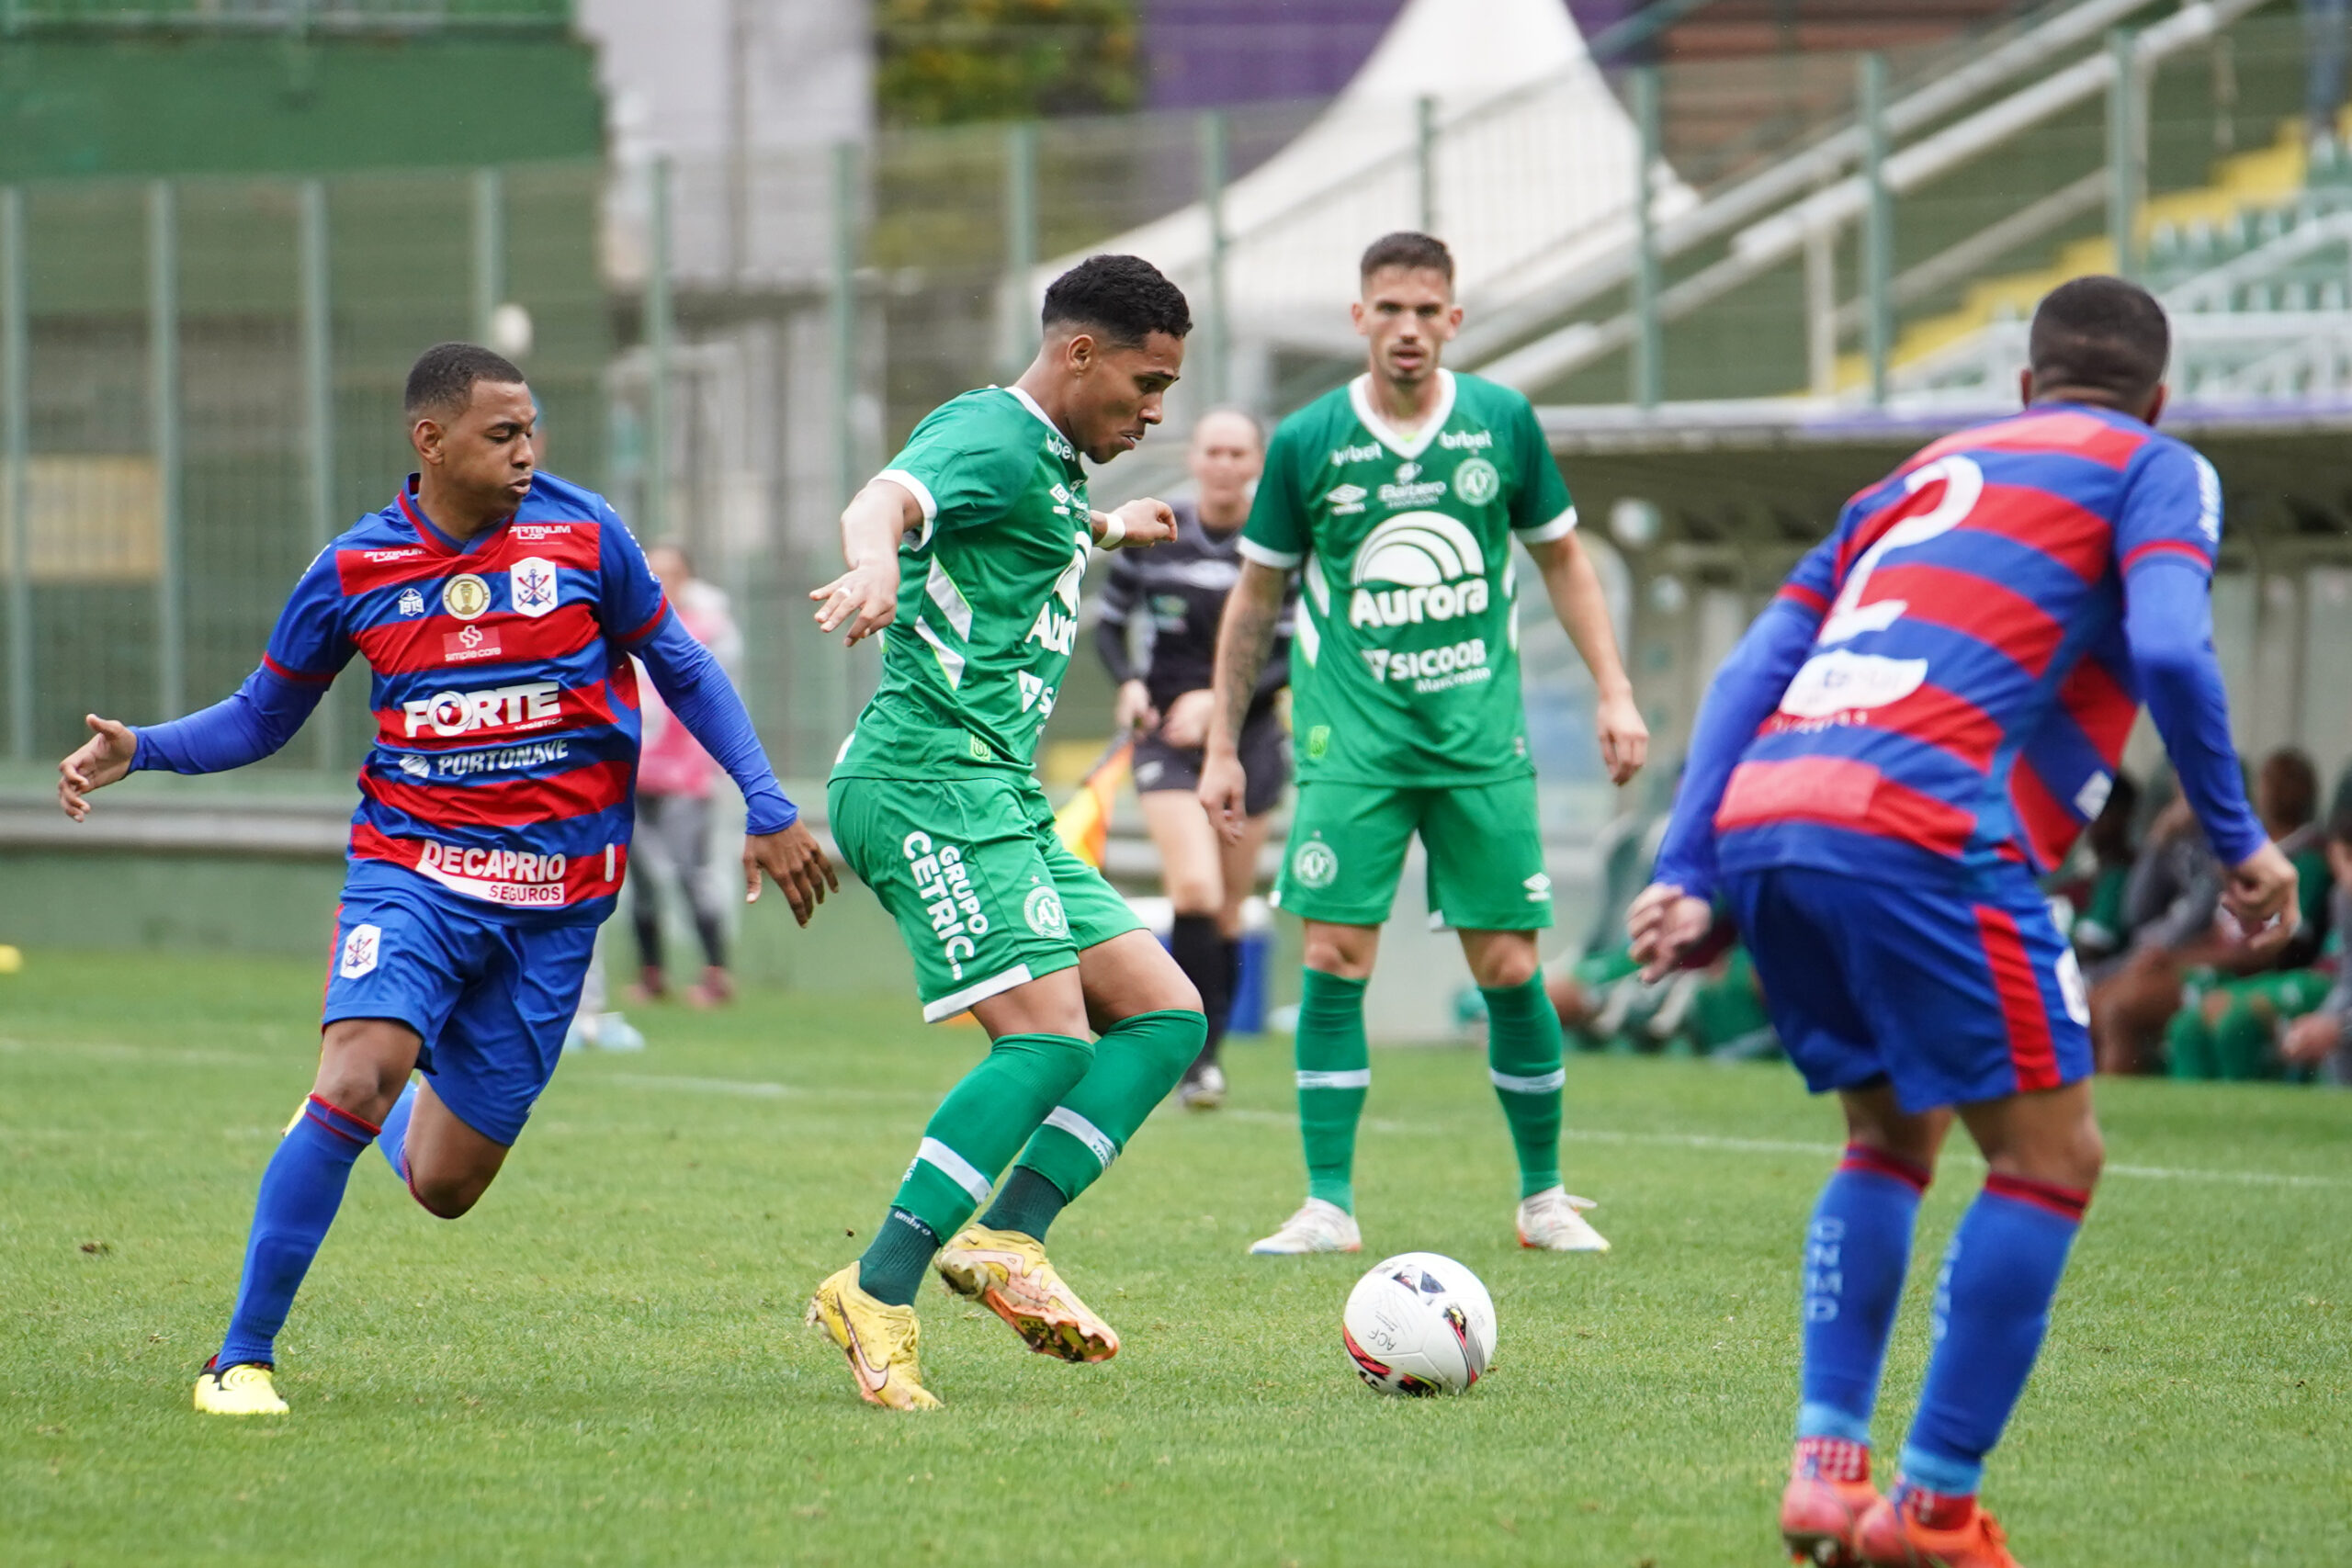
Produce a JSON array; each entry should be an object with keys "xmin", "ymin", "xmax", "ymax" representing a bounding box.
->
[{"xmin": 1096, "ymin": 510, "xmax": 1126, "ymax": 549}]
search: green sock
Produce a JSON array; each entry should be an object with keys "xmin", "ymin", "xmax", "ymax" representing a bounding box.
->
[
  {"xmin": 2165, "ymin": 1007, "xmax": 2217, "ymax": 1080},
  {"xmin": 1295, "ymin": 970, "xmax": 1369, "ymax": 1213},
  {"xmin": 1003, "ymin": 1009, "xmax": 1206, "ymax": 1232},
  {"xmin": 1484, "ymin": 975, "xmax": 1566, "ymax": 1199},
  {"xmin": 861, "ymin": 1031, "xmax": 1092, "ymax": 1303}
]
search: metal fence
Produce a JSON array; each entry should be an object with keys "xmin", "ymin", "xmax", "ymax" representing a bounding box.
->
[{"xmin": 4, "ymin": 2, "xmax": 2340, "ymax": 792}]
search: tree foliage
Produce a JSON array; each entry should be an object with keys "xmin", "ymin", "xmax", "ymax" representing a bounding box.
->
[{"xmin": 876, "ymin": 0, "xmax": 1142, "ymax": 127}]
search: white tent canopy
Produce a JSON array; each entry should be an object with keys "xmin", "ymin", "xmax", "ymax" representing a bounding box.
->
[{"xmin": 1042, "ymin": 0, "xmax": 1693, "ymax": 367}]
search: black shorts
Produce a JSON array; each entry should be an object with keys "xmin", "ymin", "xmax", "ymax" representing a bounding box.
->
[{"xmin": 1133, "ymin": 712, "xmax": 1290, "ymax": 818}]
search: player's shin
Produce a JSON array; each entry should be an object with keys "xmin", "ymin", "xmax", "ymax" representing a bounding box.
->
[
  {"xmin": 215, "ymin": 1095, "xmax": 379, "ymax": 1369},
  {"xmin": 1896, "ymin": 1174, "xmax": 2089, "ymax": 1511},
  {"xmin": 989, "ymin": 1008, "xmax": 1207, "ymax": 1238},
  {"xmin": 1796, "ymin": 1145, "xmax": 1933, "ymax": 1476},
  {"xmin": 1295, "ymin": 970, "xmax": 1370, "ymax": 1213},
  {"xmin": 859, "ymin": 1032, "xmax": 1093, "ymax": 1305},
  {"xmin": 1482, "ymin": 976, "xmax": 1566, "ymax": 1198},
  {"xmin": 1169, "ymin": 916, "xmax": 1232, "ymax": 1066}
]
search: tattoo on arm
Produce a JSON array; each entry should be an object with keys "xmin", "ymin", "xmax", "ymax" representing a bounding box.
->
[{"xmin": 1212, "ymin": 565, "xmax": 1285, "ymax": 747}]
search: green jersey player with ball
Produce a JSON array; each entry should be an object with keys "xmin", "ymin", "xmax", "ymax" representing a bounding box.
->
[
  {"xmin": 806, "ymin": 256, "xmax": 1209, "ymax": 1409},
  {"xmin": 1201, "ymin": 232, "xmax": 1648, "ymax": 1257}
]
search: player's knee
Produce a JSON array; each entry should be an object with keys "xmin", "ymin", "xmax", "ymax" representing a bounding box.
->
[
  {"xmin": 1165, "ymin": 873, "xmax": 1221, "ymax": 917},
  {"xmin": 1301, "ymin": 931, "xmax": 1374, "ymax": 979},
  {"xmin": 1471, "ymin": 950, "xmax": 1540, "ymax": 990}
]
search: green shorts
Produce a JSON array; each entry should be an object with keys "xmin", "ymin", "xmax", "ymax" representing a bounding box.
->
[
  {"xmin": 828, "ymin": 773, "xmax": 1144, "ymax": 1022},
  {"xmin": 1272, "ymin": 776, "xmax": 1553, "ymax": 931}
]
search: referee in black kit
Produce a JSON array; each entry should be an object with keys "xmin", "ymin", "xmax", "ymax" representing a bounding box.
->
[{"xmin": 1096, "ymin": 410, "xmax": 1296, "ymax": 1110}]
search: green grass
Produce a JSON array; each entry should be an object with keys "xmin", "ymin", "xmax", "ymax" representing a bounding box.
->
[{"xmin": 3, "ymin": 950, "xmax": 2347, "ymax": 1567}]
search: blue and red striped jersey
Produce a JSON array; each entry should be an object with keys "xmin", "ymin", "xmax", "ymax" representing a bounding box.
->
[
  {"xmin": 1697, "ymin": 403, "xmax": 2247, "ymax": 884},
  {"xmin": 265, "ymin": 473, "xmax": 682, "ymax": 913}
]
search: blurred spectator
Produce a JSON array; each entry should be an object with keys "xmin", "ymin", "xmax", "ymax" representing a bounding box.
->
[
  {"xmin": 2063, "ymin": 769, "xmax": 2141, "ymax": 968},
  {"xmin": 628, "ymin": 545, "xmax": 744, "ymax": 1008},
  {"xmin": 2279, "ymin": 807, "xmax": 2352, "ymax": 1085},
  {"xmin": 2091, "ymin": 749, "xmax": 2324, "ymax": 1074}
]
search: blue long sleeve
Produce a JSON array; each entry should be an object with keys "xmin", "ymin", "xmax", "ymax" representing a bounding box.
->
[
  {"xmin": 130, "ymin": 665, "xmax": 329, "ymax": 775},
  {"xmin": 2123, "ymin": 558, "xmax": 2266, "ymax": 865},
  {"xmin": 631, "ymin": 611, "xmax": 797, "ymax": 834},
  {"xmin": 1651, "ymin": 598, "xmax": 1822, "ymax": 902}
]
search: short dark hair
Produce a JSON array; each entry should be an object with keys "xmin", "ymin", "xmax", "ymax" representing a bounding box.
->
[
  {"xmin": 1041, "ymin": 254, "xmax": 1192, "ymax": 347},
  {"xmin": 404, "ymin": 342, "xmax": 526, "ymax": 419},
  {"xmin": 1361, "ymin": 231, "xmax": 1454, "ymax": 287},
  {"xmin": 2261, "ymin": 747, "xmax": 2320, "ymax": 829},
  {"xmin": 2029, "ymin": 276, "xmax": 2167, "ymax": 405}
]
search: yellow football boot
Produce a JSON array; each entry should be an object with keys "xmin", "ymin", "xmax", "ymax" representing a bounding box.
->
[
  {"xmin": 805, "ymin": 1264, "xmax": 943, "ymax": 1411},
  {"xmin": 933, "ymin": 1224, "xmax": 1120, "ymax": 1363},
  {"xmin": 193, "ymin": 1359, "xmax": 288, "ymax": 1416}
]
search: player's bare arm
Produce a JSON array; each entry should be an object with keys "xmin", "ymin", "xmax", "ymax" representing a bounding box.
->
[
  {"xmin": 810, "ymin": 479, "xmax": 920, "ymax": 646},
  {"xmin": 1090, "ymin": 498, "xmax": 1178, "ymax": 549},
  {"xmin": 1525, "ymin": 530, "xmax": 1647, "ymax": 785},
  {"xmin": 742, "ymin": 821, "xmax": 840, "ymax": 927},
  {"xmin": 1198, "ymin": 559, "xmax": 1287, "ymax": 842},
  {"xmin": 56, "ymin": 714, "xmax": 139, "ymax": 820}
]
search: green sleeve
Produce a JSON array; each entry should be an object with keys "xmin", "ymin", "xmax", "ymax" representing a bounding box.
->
[
  {"xmin": 2294, "ymin": 847, "xmax": 2331, "ymax": 931},
  {"xmin": 877, "ymin": 405, "xmax": 1032, "ymax": 543},
  {"xmin": 1509, "ymin": 395, "xmax": 1577, "ymax": 541},
  {"xmin": 1238, "ymin": 420, "xmax": 1312, "ymax": 569}
]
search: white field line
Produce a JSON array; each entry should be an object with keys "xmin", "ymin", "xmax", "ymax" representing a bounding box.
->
[
  {"xmin": 1214, "ymin": 1107, "xmax": 2352, "ymax": 1190},
  {"xmin": 0, "ymin": 1035, "xmax": 277, "ymax": 1068}
]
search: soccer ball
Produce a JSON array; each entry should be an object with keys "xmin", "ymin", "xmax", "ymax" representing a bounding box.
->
[{"xmin": 1340, "ymin": 1251, "xmax": 1497, "ymax": 1395}]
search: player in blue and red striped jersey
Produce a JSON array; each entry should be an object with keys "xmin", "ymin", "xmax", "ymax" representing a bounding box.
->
[
  {"xmin": 1627, "ymin": 278, "xmax": 2298, "ymax": 1568},
  {"xmin": 54, "ymin": 343, "xmax": 836, "ymax": 1417}
]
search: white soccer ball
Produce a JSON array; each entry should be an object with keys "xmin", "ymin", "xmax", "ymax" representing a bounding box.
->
[{"xmin": 1341, "ymin": 1251, "xmax": 1497, "ymax": 1395}]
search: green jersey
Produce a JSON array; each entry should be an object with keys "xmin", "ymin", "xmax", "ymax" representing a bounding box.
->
[
  {"xmin": 832, "ymin": 386, "xmax": 1093, "ymax": 781},
  {"xmin": 1239, "ymin": 369, "xmax": 1575, "ymax": 787}
]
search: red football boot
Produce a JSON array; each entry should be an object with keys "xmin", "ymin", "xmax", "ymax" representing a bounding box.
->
[
  {"xmin": 1856, "ymin": 1489, "xmax": 2021, "ymax": 1568},
  {"xmin": 1780, "ymin": 1438, "xmax": 1883, "ymax": 1566}
]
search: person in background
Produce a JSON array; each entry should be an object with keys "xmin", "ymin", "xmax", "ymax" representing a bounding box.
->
[
  {"xmin": 1096, "ymin": 409, "xmax": 1295, "ymax": 1110},
  {"xmin": 2166, "ymin": 751, "xmax": 2336, "ymax": 1079},
  {"xmin": 629, "ymin": 544, "xmax": 746, "ymax": 1007},
  {"xmin": 2093, "ymin": 750, "xmax": 2325, "ymax": 1073},
  {"xmin": 2308, "ymin": 0, "xmax": 2349, "ymax": 148},
  {"xmin": 2281, "ymin": 806, "xmax": 2352, "ymax": 1084},
  {"xmin": 2064, "ymin": 770, "xmax": 2140, "ymax": 970}
]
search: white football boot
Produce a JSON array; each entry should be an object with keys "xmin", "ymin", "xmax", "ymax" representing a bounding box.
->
[
  {"xmin": 1247, "ymin": 1197, "xmax": 1363, "ymax": 1255},
  {"xmin": 1517, "ymin": 1186, "xmax": 1611, "ymax": 1252}
]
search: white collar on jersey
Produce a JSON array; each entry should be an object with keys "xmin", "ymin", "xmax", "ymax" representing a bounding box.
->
[
  {"xmin": 1349, "ymin": 367, "xmax": 1456, "ymax": 461},
  {"xmin": 1000, "ymin": 384, "xmax": 1074, "ymax": 450}
]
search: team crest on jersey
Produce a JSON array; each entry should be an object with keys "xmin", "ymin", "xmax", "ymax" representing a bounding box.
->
[
  {"xmin": 1023, "ymin": 885, "xmax": 1069, "ymax": 938},
  {"xmin": 1292, "ymin": 838, "xmax": 1339, "ymax": 890},
  {"xmin": 442, "ymin": 573, "xmax": 492, "ymax": 621},
  {"xmin": 1453, "ymin": 457, "xmax": 1500, "ymax": 506},
  {"xmin": 338, "ymin": 923, "xmax": 381, "ymax": 979},
  {"xmin": 397, "ymin": 588, "xmax": 426, "ymax": 618},
  {"xmin": 509, "ymin": 558, "xmax": 560, "ymax": 618}
]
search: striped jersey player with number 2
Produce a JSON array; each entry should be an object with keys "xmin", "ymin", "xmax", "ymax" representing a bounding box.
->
[
  {"xmin": 806, "ymin": 255, "xmax": 1208, "ymax": 1411},
  {"xmin": 1201, "ymin": 231, "xmax": 1648, "ymax": 1258},
  {"xmin": 55, "ymin": 344, "xmax": 835, "ymax": 1417},
  {"xmin": 1628, "ymin": 278, "xmax": 2298, "ymax": 1568}
]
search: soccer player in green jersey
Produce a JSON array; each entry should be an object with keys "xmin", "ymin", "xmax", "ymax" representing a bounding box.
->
[
  {"xmin": 804, "ymin": 255, "xmax": 1209, "ymax": 1410},
  {"xmin": 1200, "ymin": 232, "xmax": 1648, "ymax": 1257}
]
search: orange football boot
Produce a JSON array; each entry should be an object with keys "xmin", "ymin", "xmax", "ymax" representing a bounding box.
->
[
  {"xmin": 1780, "ymin": 1444, "xmax": 1883, "ymax": 1567},
  {"xmin": 1856, "ymin": 1492, "xmax": 2021, "ymax": 1568}
]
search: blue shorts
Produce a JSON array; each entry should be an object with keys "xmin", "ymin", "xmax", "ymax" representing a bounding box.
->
[
  {"xmin": 322, "ymin": 875, "xmax": 599, "ymax": 1145},
  {"xmin": 1723, "ymin": 863, "xmax": 2092, "ymax": 1114}
]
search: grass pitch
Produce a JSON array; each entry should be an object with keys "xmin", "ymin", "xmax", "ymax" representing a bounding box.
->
[{"xmin": 3, "ymin": 950, "xmax": 2347, "ymax": 1567}]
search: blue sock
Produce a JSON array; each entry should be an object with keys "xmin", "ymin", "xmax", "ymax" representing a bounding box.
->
[
  {"xmin": 378, "ymin": 1081, "xmax": 417, "ymax": 1183},
  {"xmin": 1796, "ymin": 1144, "xmax": 1932, "ymax": 1456},
  {"xmin": 1898, "ymin": 1174, "xmax": 2090, "ymax": 1499},
  {"xmin": 215, "ymin": 1096, "xmax": 378, "ymax": 1369}
]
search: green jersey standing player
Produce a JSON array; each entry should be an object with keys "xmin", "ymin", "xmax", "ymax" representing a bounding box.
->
[
  {"xmin": 805, "ymin": 255, "xmax": 1207, "ymax": 1410},
  {"xmin": 1201, "ymin": 232, "xmax": 1648, "ymax": 1257}
]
